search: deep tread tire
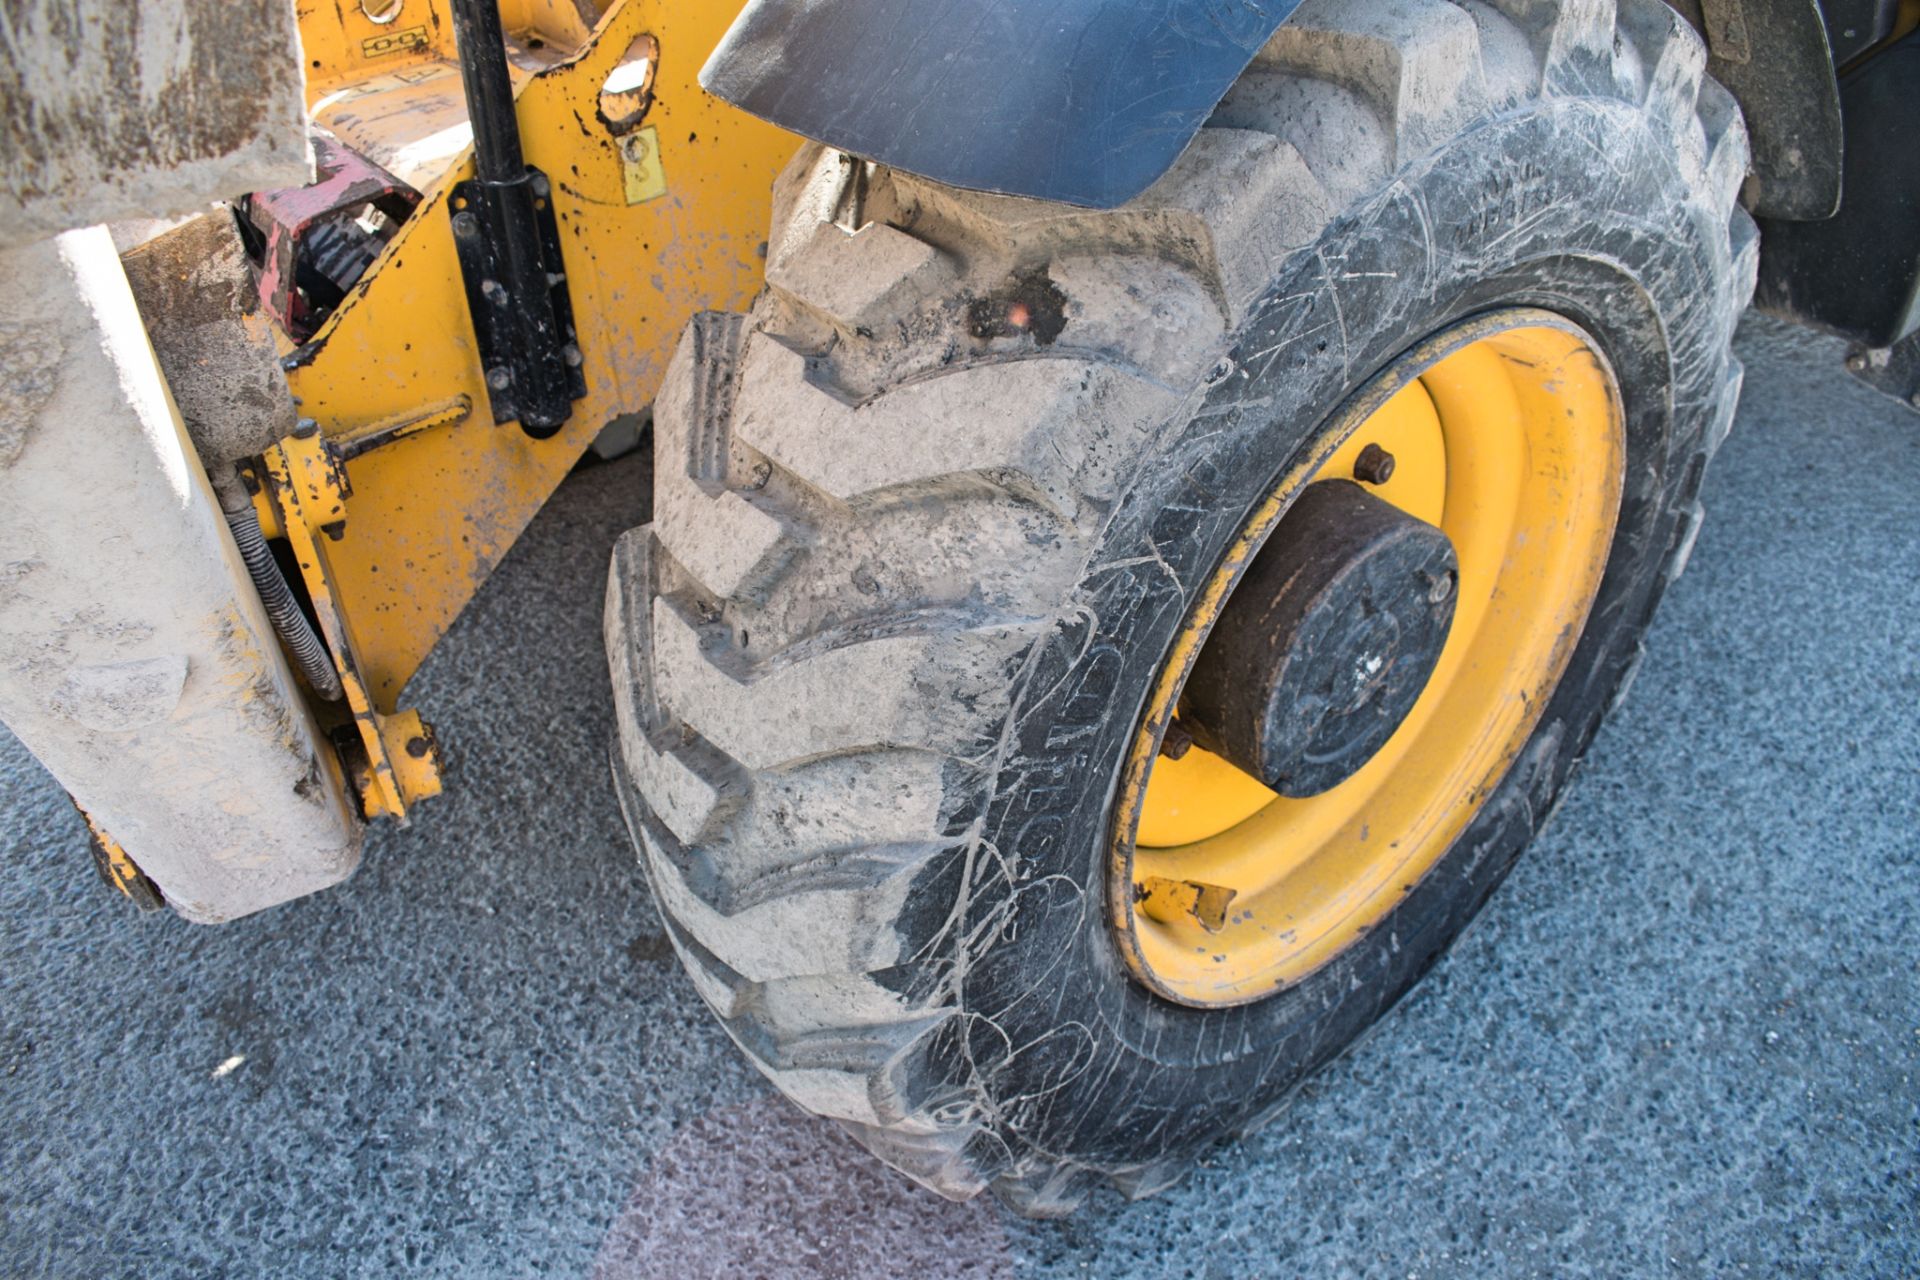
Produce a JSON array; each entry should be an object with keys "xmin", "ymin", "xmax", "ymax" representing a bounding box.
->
[{"xmin": 609, "ymin": 0, "xmax": 1754, "ymax": 1213}]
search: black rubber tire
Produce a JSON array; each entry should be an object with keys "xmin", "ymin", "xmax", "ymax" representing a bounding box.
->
[{"xmin": 607, "ymin": 0, "xmax": 1757, "ymax": 1214}]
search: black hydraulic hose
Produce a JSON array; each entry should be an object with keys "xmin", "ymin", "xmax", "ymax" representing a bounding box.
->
[{"xmin": 216, "ymin": 474, "xmax": 344, "ymax": 704}]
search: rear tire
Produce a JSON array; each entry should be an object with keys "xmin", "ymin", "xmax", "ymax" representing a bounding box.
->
[{"xmin": 608, "ymin": 0, "xmax": 1755, "ymax": 1213}]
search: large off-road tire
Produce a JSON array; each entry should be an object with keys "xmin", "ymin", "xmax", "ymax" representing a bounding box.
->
[{"xmin": 607, "ymin": 0, "xmax": 1756, "ymax": 1213}]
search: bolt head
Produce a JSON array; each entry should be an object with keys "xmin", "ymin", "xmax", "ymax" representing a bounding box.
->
[
  {"xmin": 486, "ymin": 367, "xmax": 512, "ymax": 391},
  {"xmin": 563, "ymin": 344, "xmax": 584, "ymax": 368},
  {"xmin": 292, "ymin": 417, "xmax": 320, "ymax": 439},
  {"xmin": 1352, "ymin": 442, "xmax": 1397, "ymax": 486},
  {"xmin": 451, "ymin": 211, "xmax": 478, "ymax": 238},
  {"xmin": 1846, "ymin": 353, "xmax": 1868, "ymax": 373}
]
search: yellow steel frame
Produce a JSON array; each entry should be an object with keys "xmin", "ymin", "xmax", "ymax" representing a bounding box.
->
[
  {"xmin": 252, "ymin": 0, "xmax": 795, "ymax": 818},
  {"xmin": 260, "ymin": 429, "xmax": 443, "ymax": 821}
]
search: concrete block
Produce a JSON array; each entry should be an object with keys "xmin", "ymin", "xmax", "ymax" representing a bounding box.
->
[
  {"xmin": 0, "ymin": 228, "xmax": 361, "ymax": 922},
  {"xmin": 0, "ymin": 0, "xmax": 311, "ymax": 250}
]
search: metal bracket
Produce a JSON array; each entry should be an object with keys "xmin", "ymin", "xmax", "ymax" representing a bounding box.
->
[
  {"xmin": 449, "ymin": 167, "xmax": 586, "ymax": 435},
  {"xmin": 260, "ymin": 427, "xmax": 443, "ymax": 823},
  {"xmin": 1844, "ymin": 332, "xmax": 1920, "ymax": 415},
  {"xmin": 445, "ymin": 0, "xmax": 586, "ymax": 439},
  {"xmin": 238, "ymin": 129, "xmax": 421, "ymax": 341}
]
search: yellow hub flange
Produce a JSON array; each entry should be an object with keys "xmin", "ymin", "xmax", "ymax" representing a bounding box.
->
[{"xmin": 1109, "ymin": 310, "xmax": 1626, "ymax": 1007}]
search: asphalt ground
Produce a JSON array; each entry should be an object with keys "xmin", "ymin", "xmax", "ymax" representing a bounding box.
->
[{"xmin": 2, "ymin": 314, "xmax": 1915, "ymax": 1278}]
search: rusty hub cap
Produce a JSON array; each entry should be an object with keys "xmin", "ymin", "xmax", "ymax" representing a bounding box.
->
[{"xmin": 1179, "ymin": 479, "xmax": 1459, "ymax": 798}]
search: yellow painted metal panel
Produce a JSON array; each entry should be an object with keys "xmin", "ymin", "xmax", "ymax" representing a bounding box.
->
[{"xmin": 284, "ymin": 0, "xmax": 795, "ymax": 713}]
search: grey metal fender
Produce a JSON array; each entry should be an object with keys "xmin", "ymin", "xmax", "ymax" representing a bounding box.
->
[
  {"xmin": 700, "ymin": 0, "xmax": 1309, "ymax": 209},
  {"xmin": 705, "ymin": 0, "xmax": 1848, "ymax": 220}
]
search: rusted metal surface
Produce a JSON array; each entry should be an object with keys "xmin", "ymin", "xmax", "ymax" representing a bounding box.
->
[
  {"xmin": 1180, "ymin": 479, "xmax": 1460, "ymax": 798},
  {"xmin": 238, "ymin": 131, "xmax": 421, "ymax": 340},
  {"xmin": 0, "ymin": 0, "xmax": 311, "ymax": 250},
  {"xmin": 1351, "ymin": 442, "xmax": 1397, "ymax": 486}
]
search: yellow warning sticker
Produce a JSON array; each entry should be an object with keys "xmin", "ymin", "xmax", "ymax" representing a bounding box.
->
[{"xmin": 620, "ymin": 127, "xmax": 668, "ymax": 205}]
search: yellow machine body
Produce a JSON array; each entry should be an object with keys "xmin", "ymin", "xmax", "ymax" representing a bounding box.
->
[{"xmin": 259, "ymin": 0, "xmax": 794, "ymax": 816}]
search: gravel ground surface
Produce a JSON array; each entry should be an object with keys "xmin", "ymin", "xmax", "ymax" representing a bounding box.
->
[{"xmin": 2, "ymin": 314, "xmax": 1915, "ymax": 1279}]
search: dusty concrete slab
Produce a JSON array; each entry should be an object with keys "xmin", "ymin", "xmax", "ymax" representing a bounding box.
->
[
  {"xmin": 119, "ymin": 211, "xmax": 299, "ymax": 466},
  {"xmin": 0, "ymin": 0, "xmax": 309, "ymax": 249},
  {"xmin": 0, "ymin": 229, "xmax": 359, "ymax": 923}
]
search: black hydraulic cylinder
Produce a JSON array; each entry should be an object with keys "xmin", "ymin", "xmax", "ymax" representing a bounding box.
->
[
  {"xmin": 448, "ymin": 0, "xmax": 525, "ymax": 181},
  {"xmin": 446, "ymin": 0, "xmax": 579, "ymax": 437}
]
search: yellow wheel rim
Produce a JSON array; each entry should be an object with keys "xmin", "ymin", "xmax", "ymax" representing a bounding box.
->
[{"xmin": 1109, "ymin": 310, "xmax": 1626, "ymax": 1006}]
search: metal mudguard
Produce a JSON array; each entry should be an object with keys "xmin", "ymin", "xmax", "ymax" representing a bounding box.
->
[{"xmin": 700, "ymin": 0, "xmax": 1309, "ymax": 209}]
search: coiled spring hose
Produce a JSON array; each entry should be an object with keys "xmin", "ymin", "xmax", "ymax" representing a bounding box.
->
[{"xmin": 216, "ymin": 471, "xmax": 344, "ymax": 703}]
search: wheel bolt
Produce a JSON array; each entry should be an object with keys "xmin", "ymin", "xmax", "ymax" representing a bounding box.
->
[
  {"xmin": 1353, "ymin": 443, "xmax": 1396, "ymax": 486},
  {"xmin": 1160, "ymin": 720, "xmax": 1194, "ymax": 761}
]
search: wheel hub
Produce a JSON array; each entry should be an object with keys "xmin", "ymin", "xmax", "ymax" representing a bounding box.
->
[
  {"xmin": 1179, "ymin": 479, "xmax": 1458, "ymax": 798},
  {"xmin": 1110, "ymin": 312, "xmax": 1627, "ymax": 1006}
]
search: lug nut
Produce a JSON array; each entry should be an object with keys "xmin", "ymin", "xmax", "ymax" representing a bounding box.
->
[
  {"xmin": 1353, "ymin": 443, "xmax": 1396, "ymax": 486},
  {"xmin": 1160, "ymin": 720, "xmax": 1194, "ymax": 761}
]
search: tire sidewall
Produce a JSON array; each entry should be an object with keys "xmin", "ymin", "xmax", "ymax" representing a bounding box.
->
[{"xmin": 924, "ymin": 99, "xmax": 1733, "ymax": 1170}]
